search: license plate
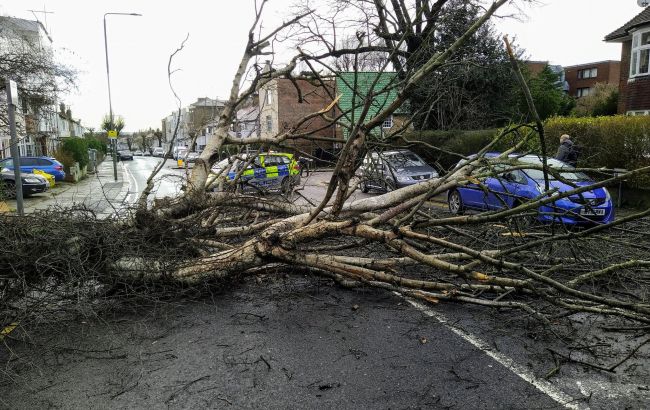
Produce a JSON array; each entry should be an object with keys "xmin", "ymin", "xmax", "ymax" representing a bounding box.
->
[{"xmin": 580, "ymin": 208, "xmax": 605, "ymax": 216}]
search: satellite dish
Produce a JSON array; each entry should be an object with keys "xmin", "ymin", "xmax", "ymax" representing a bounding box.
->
[{"xmin": 639, "ymin": 0, "xmax": 649, "ymax": 7}]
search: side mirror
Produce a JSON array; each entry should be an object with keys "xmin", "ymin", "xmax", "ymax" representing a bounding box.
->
[{"xmin": 503, "ymin": 172, "xmax": 515, "ymax": 182}]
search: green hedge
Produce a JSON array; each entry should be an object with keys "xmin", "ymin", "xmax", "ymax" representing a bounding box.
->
[
  {"xmin": 544, "ymin": 115, "xmax": 650, "ymax": 187},
  {"xmin": 403, "ymin": 115, "xmax": 650, "ymax": 188},
  {"xmin": 86, "ymin": 137, "xmax": 108, "ymax": 154},
  {"xmin": 61, "ymin": 138, "xmax": 89, "ymax": 168}
]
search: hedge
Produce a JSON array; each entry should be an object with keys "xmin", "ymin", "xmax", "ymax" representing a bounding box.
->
[
  {"xmin": 544, "ymin": 115, "xmax": 650, "ymax": 174},
  {"xmin": 403, "ymin": 115, "xmax": 650, "ymax": 188}
]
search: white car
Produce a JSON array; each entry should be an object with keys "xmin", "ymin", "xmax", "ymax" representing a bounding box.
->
[{"xmin": 152, "ymin": 147, "xmax": 165, "ymax": 157}]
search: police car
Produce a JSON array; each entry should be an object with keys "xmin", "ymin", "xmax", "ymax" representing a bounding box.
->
[{"xmin": 212, "ymin": 152, "xmax": 301, "ymax": 194}]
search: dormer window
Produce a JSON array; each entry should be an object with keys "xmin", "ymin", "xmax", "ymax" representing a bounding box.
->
[{"xmin": 630, "ymin": 29, "xmax": 650, "ymax": 77}]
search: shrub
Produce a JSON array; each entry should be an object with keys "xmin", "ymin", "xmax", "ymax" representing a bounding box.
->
[
  {"xmin": 60, "ymin": 138, "xmax": 90, "ymax": 168},
  {"xmin": 544, "ymin": 115, "xmax": 650, "ymax": 187},
  {"xmin": 86, "ymin": 137, "xmax": 107, "ymax": 154}
]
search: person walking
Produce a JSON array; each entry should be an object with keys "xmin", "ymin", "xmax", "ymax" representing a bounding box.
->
[{"xmin": 555, "ymin": 134, "xmax": 578, "ymax": 167}]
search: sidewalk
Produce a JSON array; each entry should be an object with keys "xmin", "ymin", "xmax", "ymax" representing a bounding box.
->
[{"xmin": 3, "ymin": 160, "xmax": 129, "ymax": 218}]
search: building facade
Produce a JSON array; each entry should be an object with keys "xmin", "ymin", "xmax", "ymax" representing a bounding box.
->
[
  {"xmin": 605, "ymin": 7, "xmax": 650, "ymax": 114},
  {"xmin": 258, "ymin": 77, "xmax": 337, "ymax": 156},
  {"xmin": 563, "ymin": 61, "xmax": 621, "ymax": 98}
]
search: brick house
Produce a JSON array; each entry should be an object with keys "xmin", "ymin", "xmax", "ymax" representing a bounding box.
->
[
  {"xmin": 605, "ymin": 7, "xmax": 650, "ymax": 114},
  {"xmin": 563, "ymin": 61, "xmax": 621, "ymax": 98},
  {"xmin": 258, "ymin": 77, "xmax": 337, "ymax": 157}
]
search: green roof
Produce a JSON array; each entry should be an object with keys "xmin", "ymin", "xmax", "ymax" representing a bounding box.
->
[{"xmin": 336, "ymin": 72, "xmax": 404, "ymax": 137}]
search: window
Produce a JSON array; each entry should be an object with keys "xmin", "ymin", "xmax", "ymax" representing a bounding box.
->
[
  {"xmin": 382, "ymin": 115, "xmax": 394, "ymax": 129},
  {"xmin": 266, "ymin": 89, "xmax": 273, "ymax": 104},
  {"xmin": 266, "ymin": 115, "xmax": 273, "ymax": 132},
  {"xmin": 577, "ymin": 68, "xmax": 597, "ymax": 79},
  {"xmin": 627, "ymin": 110, "xmax": 650, "ymax": 116},
  {"xmin": 631, "ymin": 29, "xmax": 650, "ymax": 77},
  {"xmin": 576, "ymin": 87, "xmax": 592, "ymax": 97}
]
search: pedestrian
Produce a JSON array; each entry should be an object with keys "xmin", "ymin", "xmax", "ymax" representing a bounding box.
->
[{"xmin": 555, "ymin": 134, "xmax": 578, "ymax": 167}]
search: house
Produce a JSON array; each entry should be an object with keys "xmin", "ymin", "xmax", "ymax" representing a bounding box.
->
[
  {"xmin": 0, "ymin": 16, "xmax": 85, "ymax": 158},
  {"xmin": 258, "ymin": 75, "xmax": 337, "ymax": 156},
  {"xmin": 335, "ymin": 72, "xmax": 409, "ymax": 140},
  {"xmin": 229, "ymin": 104, "xmax": 260, "ymax": 139},
  {"xmin": 605, "ymin": 7, "xmax": 650, "ymax": 114},
  {"xmin": 563, "ymin": 61, "xmax": 620, "ymax": 98},
  {"xmin": 188, "ymin": 97, "xmax": 225, "ymax": 151}
]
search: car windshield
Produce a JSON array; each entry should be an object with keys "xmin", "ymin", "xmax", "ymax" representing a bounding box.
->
[
  {"xmin": 385, "ymin": 152, "xmax": 426, "ymax": 168},
  {"xmin": 518, "ymin": 156, "xmax": 590, "ymax": 181}
]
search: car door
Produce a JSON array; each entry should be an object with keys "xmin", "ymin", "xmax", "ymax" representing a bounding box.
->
[
  {"xmin": 19, "ymin": 158, "xmax": 38, "ymax": 173},
  {"xmin": 457, "ymin": 166, "xmax": 489, "ymax": 210},
  {"xmin": 485, "ymin": 168, "xmax": 527, "ymax": 210}
]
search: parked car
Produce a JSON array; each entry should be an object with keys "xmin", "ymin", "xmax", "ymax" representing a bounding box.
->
[
  {"xmin": 173, "ymin": 147, "xmax": 188, "ymax": 160},
  {"xmin": 0, "ymin": 156, "xmax": 66, "ymax": 181},
  {"xmin": 447, "ymin": 153, "xmax": 614, "ymax": 226},
  {"xmin": 358, "ymin": 149, "xmax": 439, "ymax": 193},
  {"xmin": 118, "ymin": 150, "xmax": 134, "ymax": 161},
  {"xmin": 142, "ymin": 150, "xmax": 151, "ymax": 156},
  {"xmin": 152, "ymin": 147, "xmax": 165, "ymax": 157},
  {"xmin": 186, "ymin": 152, "xmax": 200, "ymax": 163},
  {"xmin": 211, "ymin": 152, "xmax": 300, "ymax": 194},
  {"xmin": 0, "ymin": 170, "xmax": 49, "ymax": 198},
  {"xmin": 133, "ymin": 150, "xmax": 143, "ymax": 156}
]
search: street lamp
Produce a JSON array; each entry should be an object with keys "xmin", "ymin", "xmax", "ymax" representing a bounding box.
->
[{"xmin": 103, "ymin": 12, "xmax": 142, "ymax": 181}]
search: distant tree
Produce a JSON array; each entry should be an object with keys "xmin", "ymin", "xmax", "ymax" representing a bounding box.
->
[
  {"xmin": 0, "ymin": 17, "xmax": 77, "ymax": 130},
  {"xmin": 572, "ymin": 83, "xmax": 618, "ymax": 117},
  {"xmin": 154, "ymin": 128, "xmax": 164, "ymax": 147},
  {"xmin": 524, "ymin": 65, "xmax": 573, "ymax": 121},
  {"xmin": 399, "ymin": 0, "xmax": 522, "ymax": 130},
  {"xmin": 101, "ymin": 115, "xmax": 125, "ymax": 135}
]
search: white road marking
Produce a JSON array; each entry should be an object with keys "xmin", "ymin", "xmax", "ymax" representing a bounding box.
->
[
  {"xmin": 404, "ymin": 298, "xmax": 588, "ymax": 410},
  {"xmin": 122, "ymin": 162, "xmax": 139, "ymax": 204}
]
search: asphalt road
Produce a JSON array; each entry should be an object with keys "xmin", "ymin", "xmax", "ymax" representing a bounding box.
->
[
  {"xmin": 3, "ymin": 277, "xmax": 572, "ymax": 409},
  {"xmin": 121, "ymin": 155, "xmax": 188, "ymax": 203}
]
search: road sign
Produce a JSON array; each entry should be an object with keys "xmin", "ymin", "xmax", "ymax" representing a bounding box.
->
[{"xmin": 108, "ymin": 130, "xmax": 117, "ymax": 139}]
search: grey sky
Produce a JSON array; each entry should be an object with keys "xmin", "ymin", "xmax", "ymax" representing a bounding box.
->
[{"xmin": 0, "ymin": 0, "xmax": 644, "ymax": 132}]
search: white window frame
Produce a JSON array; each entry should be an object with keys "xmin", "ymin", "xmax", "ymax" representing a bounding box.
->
[
  {"xmin": 382, "ymin": 115, "xmax": 394, "ymax": 129},
  {"xmin": 576, "ymin": 87, "xmax": 592, "ymax": 98},
  {"xmin": 626, "ymin": 110, "xmax": 650, "ymax": 116},
  {"xmin": 266, "ymin": 89, "xmax": 273, "ymax": 104},
  {"xmin": 630, "ymin": 28, "xmax": 650, "ymax": 78}
]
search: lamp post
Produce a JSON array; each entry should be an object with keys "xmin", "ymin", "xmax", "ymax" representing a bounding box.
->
[{"xmin": 103, "ymin": 12, "xmax": 141, "ymax": 181}]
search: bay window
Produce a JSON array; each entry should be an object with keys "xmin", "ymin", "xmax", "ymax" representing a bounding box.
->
[{"xmin": 630, "ymin": 29, "xmax": 650, "ymax": 77}]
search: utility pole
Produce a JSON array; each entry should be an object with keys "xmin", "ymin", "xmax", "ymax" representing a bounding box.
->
[{"xmin": 5, "ymin": 80, "xmax": 24, "ymax": 216}]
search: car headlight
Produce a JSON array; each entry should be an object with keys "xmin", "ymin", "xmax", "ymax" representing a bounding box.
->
[
  {"xmin": 23, "ymin": 177, "xmax": 41, "ymax": 184},
  {"xmin": 396, "ymin": 175, "xmax": 411, "ymax": 183}
]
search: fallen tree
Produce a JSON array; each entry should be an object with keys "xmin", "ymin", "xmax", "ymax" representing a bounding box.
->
[{"xmin": 2, "ymin": 0, "xmax": 650, "ymax": 336}]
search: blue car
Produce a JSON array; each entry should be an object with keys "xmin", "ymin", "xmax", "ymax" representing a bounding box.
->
[
  {"xmin": 0, "ymin": 156, "xmax": 66, "ymax": 181},
  {"xmin": 447, "ymin": 154, "xmax": 614, "ymax": 226}
]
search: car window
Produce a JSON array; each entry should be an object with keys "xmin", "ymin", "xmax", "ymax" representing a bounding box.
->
[
  {"xmin": 519, "ymin": 157, "xmax": 590, "ymax": 181},
  {"xmin": 37, "ymin": 158, "xmax": 52, "ymax": 166},
  {"xmin": 21, "ymin": 158, "xmax": 37, "ymax": 166},
  {"xmin": 385, "ymin": 152, "xmax": 426, "ymax": 168},
  {"xmin": 0, "ymin": 159, "xmax": 12, "ymax": 167}
]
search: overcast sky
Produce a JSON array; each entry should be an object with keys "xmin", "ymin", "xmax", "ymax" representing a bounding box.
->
[{"xmin": 0, "ymin": 0, "xmax": 645, "ymax": 132}]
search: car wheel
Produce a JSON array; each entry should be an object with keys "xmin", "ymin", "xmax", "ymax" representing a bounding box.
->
[
  {"xmin": 510, "ymin": 201, "xmax": 536, "ymax": 230},
  {"xmin": 359, "ymin": 180, "xmax": 369, "ymax": 193},
  {"xmin": 448, "ymin": 189, "xmax": 464, "ymax": 215},
  {"xmin": 1, "ymin": 180, "xmax": 16, "ymax": 199},
  {"xmin": 280, "ymin": 177, "xmax": 294, "ymax": 196}
]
